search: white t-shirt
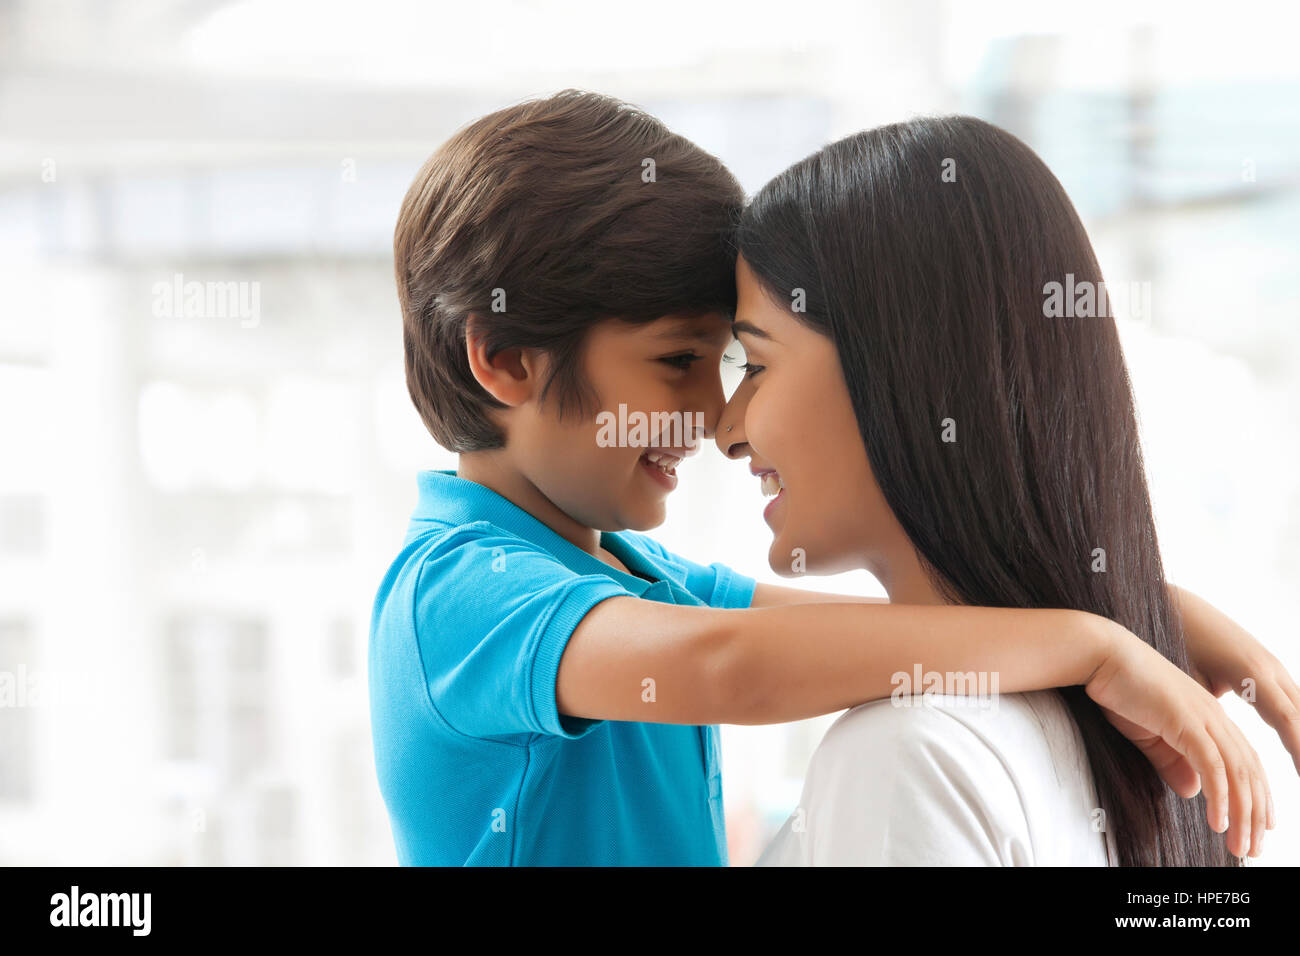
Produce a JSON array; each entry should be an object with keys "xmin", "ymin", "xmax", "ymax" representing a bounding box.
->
[{"xmin": 756, "ymin": 689, "xmax": 1114, "ymax": 866}]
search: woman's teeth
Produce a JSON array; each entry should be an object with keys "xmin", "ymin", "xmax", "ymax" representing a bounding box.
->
[
  {"xmin": 759, "ymin": 473, "xmax": 784, "ymax": 497},
  {"xmin": 644, "ymin": 451, "xmax": 681, "ymax": 476}
]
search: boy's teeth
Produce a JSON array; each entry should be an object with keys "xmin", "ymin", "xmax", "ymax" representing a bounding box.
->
[
  {"xmin": 644, "ymin": 452, "xmax": 680, "ymax": 474},
  {"xmin": 759, "ymin": 473, "xmax": 783, "ymax": 497}
]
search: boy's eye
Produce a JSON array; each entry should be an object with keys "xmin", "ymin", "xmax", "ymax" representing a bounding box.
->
[{"xmin": 659, "ymin": 352, "xmax": 703, "ymax": 371}]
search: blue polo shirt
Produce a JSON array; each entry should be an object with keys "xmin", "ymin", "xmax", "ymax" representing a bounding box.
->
[{"xmin": 368, "ymin": 469, "xmax": 757, "ymax": 866}]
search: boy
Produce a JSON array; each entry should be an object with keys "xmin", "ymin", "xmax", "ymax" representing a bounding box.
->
[{"xmin": 371, "ymin": 90, "xmax": 1281, "ymax": 865}]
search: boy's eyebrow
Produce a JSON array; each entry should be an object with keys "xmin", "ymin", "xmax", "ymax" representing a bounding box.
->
[
  {"xmin": 730, "ymin": 320, "xmax": 772, "ymax": 341},
  {"xmin": 653, "ymin": 318, "xmax": 734, "ymax": 346}
]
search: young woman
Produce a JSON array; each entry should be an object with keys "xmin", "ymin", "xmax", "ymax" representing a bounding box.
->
[{"xmin": 717, "ymin": 115, "xmax": 1282, "ymax": 865}]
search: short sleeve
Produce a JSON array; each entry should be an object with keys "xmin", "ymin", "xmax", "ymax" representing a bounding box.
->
[
  {"xmin": 413, "ymin": 526, "xmax": 630, "ymax": 741},
  {"xmin": 794, "ymin": 699, "xmax": 1034, "ymax": 866},
  {"xmin": 619, "ymin": 532, "xmax": 757, "ymax": 609}
]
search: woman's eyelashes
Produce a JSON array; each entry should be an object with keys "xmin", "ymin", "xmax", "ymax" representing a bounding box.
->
[{"xmin": 722, "ymin": 346, "xmax": 763, "ymax": 378}]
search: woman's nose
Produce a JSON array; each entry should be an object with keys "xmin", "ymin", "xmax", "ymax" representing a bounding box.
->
[{"xmin": 715, "ymin": 389, "xmax": 750, "ymax": 459}]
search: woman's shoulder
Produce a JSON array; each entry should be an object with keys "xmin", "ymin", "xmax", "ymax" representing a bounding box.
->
[
  {"xmin": 792, "ymin": 690, "xmax": 1109, "ymax": 865},
  {"xmin": 821, "ymin": 690, "xmax": 1095, "ymax": 815},
  {"xmin": 828, "ymin": 688, "xmax": 1080, "ymax": 756},
  {"xmin": 814, "ymin": 691, "xmax": 1055, "ymax": 797}
]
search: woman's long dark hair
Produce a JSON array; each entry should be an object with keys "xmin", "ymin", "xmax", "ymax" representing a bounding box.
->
[{"xmin": 737, "ymin": 115, "xmax": 1235, "ymax": 867}]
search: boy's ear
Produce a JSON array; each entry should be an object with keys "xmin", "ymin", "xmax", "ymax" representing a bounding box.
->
[{"xmin": 464, "ymin": 314, "xmax": 542, "ymax": 408}]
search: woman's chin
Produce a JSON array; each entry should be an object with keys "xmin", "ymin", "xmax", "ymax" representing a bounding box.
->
[
  {"xmin": 767, "ymin": 533, "xmax": 863, "ymax": 578},
  {"xmin": 767, "ymin": 535, "xmax": 803, "ymax": 577}
]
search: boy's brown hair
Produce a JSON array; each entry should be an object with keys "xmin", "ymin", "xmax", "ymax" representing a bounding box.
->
[{"xmin": 394, "ymin": 89, "xmax": 745, "ymax": 452}]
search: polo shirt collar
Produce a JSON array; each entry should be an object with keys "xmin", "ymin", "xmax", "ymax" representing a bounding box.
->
[{"xmin": 411, "ymin": 469, "xmax": 674, "ymax": 599}]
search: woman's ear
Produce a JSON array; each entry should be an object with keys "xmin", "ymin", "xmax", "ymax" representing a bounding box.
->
[{"xmin": 464, "ymin": 314, "xmax": 542, "ymax": 408}]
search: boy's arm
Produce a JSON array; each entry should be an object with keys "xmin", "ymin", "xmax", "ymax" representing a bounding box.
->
[
  {"xmin": 561, "ymin": 597, "xmax": 1101, "ymax": 725},
  {"xmin": 750, "ymin": 581, "xmax": 886, "ymax": 606},
  {"xmin": 557, "ymin": 595, "xmax": 1270, "ymax": 858},
  {"xmin": 1173, "ymin": 584, "xmax": 1300, "ymax": 775},
  {"xmin": 755, "ymin": 579, "xmax": 1300, "ymax": 779}
]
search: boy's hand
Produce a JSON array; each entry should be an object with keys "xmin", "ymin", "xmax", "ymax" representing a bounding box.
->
[
  {"xmin": 1085, "ymin": 621, "xmax": 1274, "ymax": 858},
  {"xmin": 1173, "ymin": 585, "xmax": 1300, "ymax": 776}
]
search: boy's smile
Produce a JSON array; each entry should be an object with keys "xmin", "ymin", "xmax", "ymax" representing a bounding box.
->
[
  {"xmin": 638, "ymin": 444, "xmax": 693, "ymax": 490},
  {"xmin": 587, "ymin": 312, "xmax": 732, "ymax": 526},
  {"xmin": 460, "ymin": 310, "xmax": 734, "ymax": 555}
]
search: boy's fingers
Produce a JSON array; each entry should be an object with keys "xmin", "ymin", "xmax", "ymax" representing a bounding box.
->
[
  {"xmin": 1257, "ymin": 740, "xmax": 1275, "ymax": 833},
  {"xmin": 1144, "ymin": 741, "xmax": 1202, "ymax": 798},
  {"xmin": 1232, "ymin": 719, "xmax": 1269, "ymax": 855},
  {"xmin": 1252, "ymin": 676, "xmax": 1300, "ymax": 777},
  {"xmin": 1184, "ymin": 722, "xmax": 1230, "ymax": 838},
  {"xmin": 1217, "ymin": 719, "xmax": 1255, "ymax": 859},
  {"xmin": 1229, "ymin": 721, "xmax": 1267, "ymax": 857},
  {"xmin": 1244, "ymin": 735, "xmax": 1268, "ymax": 855},
  {"xmin": 1250, "ymin": 762, "xmax": 1266, "ymax": 856},
  {"xmin": 1168, "ymin": 757, "xmax": 1202, "ymax": 800}
]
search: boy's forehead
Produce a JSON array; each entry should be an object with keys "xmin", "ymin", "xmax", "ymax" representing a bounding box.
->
[{"xmin": 643, "ymin": 312, "xmax": 734, "ymax": 344}]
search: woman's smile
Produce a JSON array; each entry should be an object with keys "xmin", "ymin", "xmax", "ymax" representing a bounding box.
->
[
  {"xmin": 752, "ymin": 465, "xmax": 786, "ymax": 523},
  {"xmin": 762, "ymin": 485, "xmax": 785, "ymax": 524}
]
